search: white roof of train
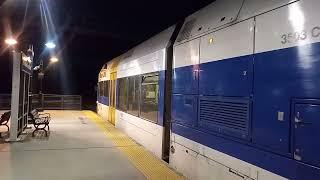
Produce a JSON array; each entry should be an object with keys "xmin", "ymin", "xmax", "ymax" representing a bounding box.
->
[
  {"xmin": 175, "ymin": 0, "xmax": 296, "ymax": 45},
  {"xmin": 118, "ymin": 25, "xmax": 176, "ymax": 64}
]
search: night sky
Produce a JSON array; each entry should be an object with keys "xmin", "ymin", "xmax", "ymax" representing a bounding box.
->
[{"xmin": 0, "ymin": 0, "xmax": 213, "ymax": 107}]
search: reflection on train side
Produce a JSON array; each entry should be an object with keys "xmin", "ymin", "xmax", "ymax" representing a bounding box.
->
[{"xmin": 116, "ymin": 72, "xmax": 159, "ymax": 123}]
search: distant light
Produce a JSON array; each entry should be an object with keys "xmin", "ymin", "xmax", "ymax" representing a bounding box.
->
[
  {"xmin": 45, "ymin": 42, "xmax": 56, "ymax": 49},
  {"xmin": 22, "ymin": 56, "xmax": 31, "ymax": 63},
  {"xmin": 50, "ymin": 57, "xmax": 59, "ymax": 63},
  {"xmin": 5, "ymin": 38, "xmax": 18, "ymax": 46}
]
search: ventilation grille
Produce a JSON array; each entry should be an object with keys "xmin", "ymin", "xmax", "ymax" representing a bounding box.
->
[
  {"xmin": 177, "ymin": 19, "xmax": 196, "ymax": 42},
  {"xmin": 199, "ymin": 97, "xmax": 250, "ymax": 140}
]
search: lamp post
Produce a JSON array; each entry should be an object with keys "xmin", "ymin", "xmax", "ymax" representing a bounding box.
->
[{"xmin": 33, "ymin": 56, "xmax": 59, "ymax": 110}]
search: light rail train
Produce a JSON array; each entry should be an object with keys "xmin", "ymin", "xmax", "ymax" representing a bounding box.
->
[{"xmin": 97, "ymin": 0, "xmax": 320, "ymax": 179}]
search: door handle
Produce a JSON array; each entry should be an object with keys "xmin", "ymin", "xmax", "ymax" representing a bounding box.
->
[
  {"xmin": 295, "ymin": 117, "xmax": 312, "ymax": 125},
  {"xmin": 298, "ymin": 121, "xmax": 312, "ymax": 125}
]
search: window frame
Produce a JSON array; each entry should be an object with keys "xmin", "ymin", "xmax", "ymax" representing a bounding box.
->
[
  {"xmin": 126, "ymin": 75, "xmax": 140, "ymax": 117},
  {"xmin": 116, "ymin": 72, "xmax": 160, "ymax": 124},
  {"xmin": 117, "ymin": 77, "xmax": 128, "ymax": 112},
  {"xmin": 98, "ymin": 81, "xmax": 103, "ymax": 97},
  {"xmin": 139, "ymin": 72, "xmax": 159, "ymax": 123},
  {"xmin": 104, "ymin": 80, "xmax": 109, "ymax": 97}
]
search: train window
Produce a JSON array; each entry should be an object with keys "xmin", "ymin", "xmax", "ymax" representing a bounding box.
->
[
  {"xmin": 103, "ymin": 81, "xmax": 109, "ymax": 97},
  {"xmin": 99, "ymin": 81, "xmax": 104, "ymax": 97},
  {"xmin": 127, "ymin": 76, "xmax": 140, "ymax": 116},
  {"xmin": 97, "ymin": 82, "xmax": 100, "ymax": 97},
  {"xmin": 117, "ymin": 78, "xmax": 127, "ymax": 112},
  {"xmin": 140, "ymin": 73, "xmax": 159, "ymax": 123}
]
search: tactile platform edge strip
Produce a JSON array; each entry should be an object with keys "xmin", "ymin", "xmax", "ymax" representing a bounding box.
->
[{"xmin": 83, "ymin": 110, "xmax": 184, "ymax": 180}]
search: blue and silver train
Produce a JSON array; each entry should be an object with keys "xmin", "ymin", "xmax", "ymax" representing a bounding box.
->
[{"xmin": 97, "ymin": 0, "xmax": 320, "ymax": 179}]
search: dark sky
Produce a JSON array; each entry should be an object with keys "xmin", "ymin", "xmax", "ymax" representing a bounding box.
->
[{"xmin": 0, "ymin": 0, "xmax": 213, "ymax": 98}]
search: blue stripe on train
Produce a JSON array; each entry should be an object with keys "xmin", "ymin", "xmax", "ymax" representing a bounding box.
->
[
  {"xmin": 171, "ymin": 41, "xmax": 320, "ymax": 179},
  {"xmin": 173, "ymin": 55, "xmax": 254, "ymax": 97},
  {"xmin": 253, "ymin": 42, "xmax": 320, "ymax": 154},
  {"xmin": 199, "ymin": 55, "xmax": 253, "ymax": 97},
  {"xmin": 172, "ymin": 123, "xmax": 320, "ymax": 179},
  {"xmin": 98, "ymin": 96, "xmax": 109, "ymax": 106},
  {"xmin": 173, "ymin": 64, "xmax": 199, "ymax": 95}
]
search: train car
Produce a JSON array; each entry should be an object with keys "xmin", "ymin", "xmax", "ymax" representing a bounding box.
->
[
  {"xmin": 98, "ymin": 25, "xmax": 180, "ymax": 160},
  {"xmin": 97, "ymin": 59, "xmax": 119, "ymax": 125},
  {"xmin": 170, "ymin": 0, "xmax": 320, "ymax": 179},
  {"xmin": 98, "ymin": 0, "xmax": 320, "ymax": 179},
  {"xmin": 97, "ymin": 65, "xmax": 108, "ymax": 120}
]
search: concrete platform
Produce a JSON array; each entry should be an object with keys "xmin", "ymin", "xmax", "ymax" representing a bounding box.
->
[{"xmin": 0, "ymin": 110, "xmax": 146, "ymax": 180}]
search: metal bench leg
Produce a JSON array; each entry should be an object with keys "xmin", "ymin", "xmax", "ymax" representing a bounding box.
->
[
  {"xmin": 32, "ymin": 125, "xmax": 39, "ymax": 137},
  {"xmin": 0, "ymin": 125, "xmax": 5, "ymax": 138},
  {"xmin": 33, "ymin": 124, "xmax": 49, "ymax": 137},
  {"xmin": 32, "ymin": 129, "xmax": 37, "ymax": 137}
]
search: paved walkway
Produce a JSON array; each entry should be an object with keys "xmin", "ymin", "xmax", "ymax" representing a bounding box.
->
[{"xmin": 0, "ymin": 111, "xmax": 146, "ymax": 180}]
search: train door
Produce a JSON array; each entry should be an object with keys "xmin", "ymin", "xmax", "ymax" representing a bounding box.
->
[
  {"xmin": 108, "ymin": 72, "xmax": 116, "ymax": 125},
  {"xmin": 293, "ymin": 101, "xmax": 320, "ymax": 167}
]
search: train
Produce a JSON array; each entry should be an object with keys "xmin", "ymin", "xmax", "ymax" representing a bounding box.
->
[{"xmin": 97, "ymin": 0, "xmax": 320, "ymax": 179}]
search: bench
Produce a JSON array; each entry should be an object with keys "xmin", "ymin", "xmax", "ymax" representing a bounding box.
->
[
  {"xmin": 30, "ymin": 109, "xmax": 51, "ymax": 137},
  {"xmin": 0, "ymin": 111, "xmax": 10, "ymax": 137}
]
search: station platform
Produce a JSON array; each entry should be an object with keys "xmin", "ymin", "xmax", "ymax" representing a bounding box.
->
[{"xmin": 0, "ymin": 110, "xmax": 183, "ymax": 180}]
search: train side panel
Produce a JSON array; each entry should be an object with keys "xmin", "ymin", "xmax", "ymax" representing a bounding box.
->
[
  {"xmin": 171, "ymin": 0, "xmax": 320, "ymax": 179},
  {"xmin": 253, "ymin": 0, "xmax": 320, "ymax": 161},
  {"xmin": 115, "ymin": 26, "xmax": 176, "ymax": 159},
  {"xmin": 116, "ymin": 49, "xmax": 167, "ymax": 158}
]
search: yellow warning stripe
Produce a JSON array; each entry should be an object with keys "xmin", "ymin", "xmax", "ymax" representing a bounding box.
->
[{"xmin": 83, "ymin": 110, "xmax": 184, "ymax": 180}]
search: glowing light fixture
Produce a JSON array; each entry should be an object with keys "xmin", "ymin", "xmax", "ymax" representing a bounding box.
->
[
  {"xmin": 22, "ymin": 56, "xmax": 31, "ymax": 63},
  {"xmin": 45, "ymin": 42, "xmax": 56, "ymax": 49},
  {"xmin": 50, "ymin": 57, "xmax": 59, "ymax": 63},
  {"xmin": 5, "ymin": 38, "xmax": 18, "ymax": 46}
]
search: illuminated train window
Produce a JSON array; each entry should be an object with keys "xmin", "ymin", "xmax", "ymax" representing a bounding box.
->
[
  {"xmin": 127, "ymin": 76, "xmax": 140, "ymax": 116},
  {"xmin": 98, "ymin": 81, "xmax": 103, "ymax": 97},
  {"xmin": 116, "ymin": 72, "xmax": 159, "ymax": 123},
  {"xmin": 117, "ymin": 78, "xmax": 128, "ymax": 112},
  {"xmin": 140, "ymin": 73, "xmax": 159, "ymax": 123},
  {"xmin": 103, "ymin": 81, "xmax": 109, "ymax": 97},
  {"xmin": 98, "ymin": 80, "xmax": 109, "ymax": 98}
]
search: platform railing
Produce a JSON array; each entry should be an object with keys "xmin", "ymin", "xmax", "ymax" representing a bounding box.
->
[
  {"xmin": 31, "ymin": 94, "xmax": 82, "ymax": 110},
  {"xmin": 1, "ymin": 93, "xmax": 82, "ymax": 111},
  {"xmin": 0, "ymin": 94, "xmax": 11, "ymax": 110}
]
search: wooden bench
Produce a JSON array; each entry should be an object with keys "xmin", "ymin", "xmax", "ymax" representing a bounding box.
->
[
  {"xmin": 0, "ymin": 111, "xmax": 10, "ymax": 137},
  {"xmin": 30, "ymin": 109, "xmax": 51, "ymax": 137}
]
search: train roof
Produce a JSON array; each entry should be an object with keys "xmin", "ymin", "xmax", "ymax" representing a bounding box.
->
[
  {"xmin": 119, "ymin": 25, "xmax": 176, "ymax": 64},
  {"xmin": 175, "ymin": 0, "xmax": 296, "ymax": 45},
  {"xmin": 99, "ymin": 25, "xmax": 176, "ymax": 73}
]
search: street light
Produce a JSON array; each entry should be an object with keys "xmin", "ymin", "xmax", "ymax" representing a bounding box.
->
[
  {"xmin": 5, "ymin": 38, "xmax": 18, "ymax": 46},
  {"xmin": 50, "ymin": 57, "xmax": 59, "ymax": 63},
  {"xmin": 45, "ymin": 41, "xmax": 56, "ymax": 49},
  {"xmin": 34, "ymin": 56, "xmax": 59, "ymax": 108}
]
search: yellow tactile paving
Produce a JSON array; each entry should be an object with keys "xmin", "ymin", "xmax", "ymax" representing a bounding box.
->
[{"xmin": 83, "ymin": 110, "xmax": 184, "ymax": 180}]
